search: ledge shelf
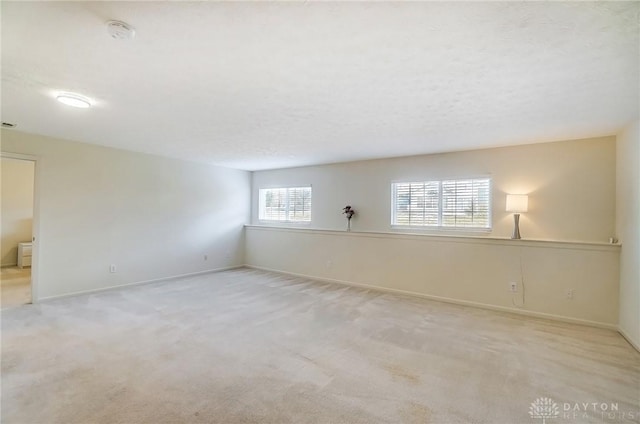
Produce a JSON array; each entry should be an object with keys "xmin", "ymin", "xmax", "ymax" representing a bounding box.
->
[{"xmin": 244, "ymin": 224, "xmax": 621, "ymax": 252}]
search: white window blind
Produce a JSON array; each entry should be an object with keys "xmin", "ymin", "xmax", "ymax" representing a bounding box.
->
[
  {"xmin": 392, "ymin": 178, "xmax": 491, "ymax": 229},
  {"xmin": 259, "ymin": 187, "xmax": 311, "ymax": 222},
  {"xmin": 393, "ymin": 181, "xmax": 440, "ymax": 226}
]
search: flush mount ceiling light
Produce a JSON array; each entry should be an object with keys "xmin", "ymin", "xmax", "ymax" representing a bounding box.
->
[
  {"xmin": 106, "ymin": 20, "xmax": 135, "ymax": 40},
  {"xmin": 56, "ymin": 92, "xmax": 92, "ymax": 108}
]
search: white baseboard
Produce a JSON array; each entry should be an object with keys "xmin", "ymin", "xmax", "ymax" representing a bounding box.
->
[
  {"xmin": 618, "ymin": 327, "xmax": 640, "ymax": 353},
  {"xmin": 243, "ymin": 264, "xmax": 619, "ymax": 332},
  {"xmin": 38, "ymin": 265, "xmax": 243, "ymax": 302}
]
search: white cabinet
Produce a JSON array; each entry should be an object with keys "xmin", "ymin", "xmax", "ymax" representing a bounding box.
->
[{"xmin": 17, "ymin": 242, "xmax": 32, "ymax": 268}]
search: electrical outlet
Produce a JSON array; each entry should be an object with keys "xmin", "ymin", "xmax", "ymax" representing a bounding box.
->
[
  {"xmin": 110, "ymin": 264, "xmax": 117, "ymax": 273},
  {"xmin": 566, "ymin": 289, "xmax": 574, "ymax": 300},
  {"xmin": 509, "ymin": 282, "xmax": 518, "ymax": 292}
]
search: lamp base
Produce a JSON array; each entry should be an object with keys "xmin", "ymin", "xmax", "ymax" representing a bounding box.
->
[{"xmin": 511, "ymin": 213, "xmax": 521, "ymax": 239}]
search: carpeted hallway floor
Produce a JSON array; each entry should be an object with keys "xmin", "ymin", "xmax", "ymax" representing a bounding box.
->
[
  {"xmin": 1, "ymin": 266, "xmax": 31, "ymax": 309},
  {"xmin": 2, "ymin": 268, "xmax": 639, "ymax": 423}
]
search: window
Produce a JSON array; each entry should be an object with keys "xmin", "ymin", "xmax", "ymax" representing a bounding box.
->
[
  {"xmin": 392, "ymin": 178, "xmax": 491, "ymax": 229},
  {"xmin": 259, "ymin": 187, "xmax": 312, "ymax": 223}
]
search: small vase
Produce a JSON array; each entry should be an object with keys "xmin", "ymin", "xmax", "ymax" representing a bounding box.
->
[{"xmin": 347, "ymin": 219, "xmax": 351, "ymax": 232}]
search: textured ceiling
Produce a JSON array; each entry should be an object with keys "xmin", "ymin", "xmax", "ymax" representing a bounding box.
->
[{"xmin": 1, "ymin": 2, "xmax": 638, "ymax": 170}]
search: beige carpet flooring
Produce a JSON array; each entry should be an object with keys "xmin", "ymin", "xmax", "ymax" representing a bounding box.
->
[
  {"xmin": 1, "ymin": 266, "xmax": 31, "ymax": 309},
  {"xmin": 1, "ymin": 268, "xmax": 639, "ymax": 423}
]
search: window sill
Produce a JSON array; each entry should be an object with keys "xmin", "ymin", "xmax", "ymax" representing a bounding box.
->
[
  {"xmin": 390, "ymin": 225, "xmax": 491, "ymax": 235},
  {"xmin": 257, "ymin": 220, "xmax": 312, "ymax": 227}
]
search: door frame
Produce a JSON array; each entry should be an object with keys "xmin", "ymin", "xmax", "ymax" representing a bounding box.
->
[{"xmin": 1, "ymin": 152, "xmax": 41, "ymax": 303}]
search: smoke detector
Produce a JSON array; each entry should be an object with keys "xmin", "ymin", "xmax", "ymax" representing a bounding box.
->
[{"xmin": 106, "ymin": 20, "xmax": 135, "ymax": 40}]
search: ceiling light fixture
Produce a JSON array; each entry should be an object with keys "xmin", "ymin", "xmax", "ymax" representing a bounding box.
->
[{"xmin": 56, "ymin": 92, "xmax": 92, "ymax": 108}]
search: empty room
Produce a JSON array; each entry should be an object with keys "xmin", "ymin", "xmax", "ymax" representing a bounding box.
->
[{"xmin": 1, "ymin": 1, "xmax": 639, "ymax": 423}]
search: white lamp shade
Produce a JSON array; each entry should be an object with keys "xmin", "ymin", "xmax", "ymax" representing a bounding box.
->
[{"xmin": 506, "ymin": 194, "xmax": 528, "ymax": 213}]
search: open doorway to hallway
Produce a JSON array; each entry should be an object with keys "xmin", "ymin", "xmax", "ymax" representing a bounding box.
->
[{"xmin": 1, "ymin": 156, "xmax": 35, "ymax": 308}]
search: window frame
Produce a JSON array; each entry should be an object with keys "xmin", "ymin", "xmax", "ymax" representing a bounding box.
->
[
  {"xmin": 258, "ymin": 185, "xmax": 312, "ymax": 224},
  {"xmin": 391, "ymin": 177, "xmax": 492, "ymax": 232}
]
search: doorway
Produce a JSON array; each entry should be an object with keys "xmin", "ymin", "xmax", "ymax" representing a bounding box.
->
[{"xmin": 1, "ymin": 155, "xmax": 36, "ymax": 308}]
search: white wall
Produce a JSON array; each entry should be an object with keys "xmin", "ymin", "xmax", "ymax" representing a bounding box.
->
[
  {"xmin": 247, "ymin": 137, "xmax": 620, "ymax": 327},
  {"xmin": 616, "ymin": 120, "xmax": 640, "ymax": 349},
  {"xmin": 246, "ymin": 227, "xmax": 620, "ymax": 326},
  {"xmin": 251, "ymin": 137, "xmax": 616, "ymax": 242},
  {"xmin": 1, "ymin": 130, "xmax": 251, "ymax": 299},
  {"xmin": 1, "ymin": 157, "xmax": 35, "ymax": 266}
]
